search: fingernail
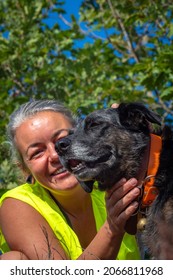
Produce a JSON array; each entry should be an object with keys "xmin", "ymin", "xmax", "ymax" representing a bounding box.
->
[
  {"xmin": 120, "ymin": 178, "xmax": 127, "ymax": 184},
  {"xmin": 132, "ymin": 188, "xmax": 140, "ymax": 195},
  {"xmin": 132, "ymin": 201, "xmax": 139, "ymax": 208},
  {"xmin": 129, "ymin": 178, "xmax": 137, "ymax": 186}
]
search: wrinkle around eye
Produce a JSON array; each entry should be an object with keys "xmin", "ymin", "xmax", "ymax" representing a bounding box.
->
[{"xmin": 27, "ymin": 150, "xmax": 45, "ymax": 161}]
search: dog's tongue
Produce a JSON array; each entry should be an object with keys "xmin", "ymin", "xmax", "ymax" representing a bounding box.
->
[{"xmin": 69, "ymin": 159, "xmax": 81, "ymax": 167}]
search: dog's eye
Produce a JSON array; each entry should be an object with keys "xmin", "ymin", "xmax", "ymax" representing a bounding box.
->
[
  {"xmin": 86, "ymin": 121, "xmax": 100, "ymax": 129},
  {"xmin": 68, "ymin": 129, "xmax": 74, "ymax": 135}
]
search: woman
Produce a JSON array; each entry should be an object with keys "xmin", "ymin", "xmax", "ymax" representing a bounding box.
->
[{"xmin": 0, "ymin": 100, "xmax": 140, "ymax": 260}]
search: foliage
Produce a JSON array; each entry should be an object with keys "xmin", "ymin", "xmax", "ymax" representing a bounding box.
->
[
  {"xmin": 0, "ymin": 0, "xmax": 173, "ymax": 188},
  {"xmin": 0, "ymin": 160, "xmax": 21, "ymax": 189},
  {"xmin": 0, "ymin": 142, "xmax": 23, "ymax": 189},
  {"xmin": 79, "ymin": 0, "xmax": 173, "ymax": 115}
]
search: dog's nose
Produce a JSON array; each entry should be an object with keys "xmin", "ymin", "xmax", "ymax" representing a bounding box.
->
[{"xmin": 55, "ymin": 137, "xmax": 71, "ymax": 154}]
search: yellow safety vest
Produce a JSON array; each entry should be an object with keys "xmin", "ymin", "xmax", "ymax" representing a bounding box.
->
[{"xmin": 0, "ymin": 182, "xmax": 140, "ymax": 259}]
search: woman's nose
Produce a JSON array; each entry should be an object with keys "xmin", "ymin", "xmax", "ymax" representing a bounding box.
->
[{"xmin": 48, "ymin": 144, "xmax": 59, "ymax": 161}]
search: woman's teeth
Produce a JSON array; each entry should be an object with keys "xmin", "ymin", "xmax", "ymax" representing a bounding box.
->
[{"xmin": 54, "ymin": 167, "xmax": 66, "ymax": 175}]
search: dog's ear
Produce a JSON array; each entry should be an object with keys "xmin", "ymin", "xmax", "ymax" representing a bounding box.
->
[
  {"xmin": 79, "ymin": 180, "xmax": 94, "ymax": 193},
  {"xmin": 117, "ymin": 102, "xmax": 161, "ymax": 132}
]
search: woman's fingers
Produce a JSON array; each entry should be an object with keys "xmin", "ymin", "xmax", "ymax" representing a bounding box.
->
[
  {"xmin": 111, "ymin": 103, "xmax": 119, "ymax": 108},
  {"xmin": 120, "ymin": 192, "xmax": 139, "ymax": 217},
  {"xmin": 106, "ymin": 178, "xmax": 138, "ymax": 203},
  {"xmin": 106, "ymin": 178, "xmax": 127, "ymax": 199},
  {"xmin": 107, "ymin": 186, "xmax": 140, "ymax": 217},
  {"xmin": 105, "ymin": 178, "xmax": 140, "ymax": 232}
]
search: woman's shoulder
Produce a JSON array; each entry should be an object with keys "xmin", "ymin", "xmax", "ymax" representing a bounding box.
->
[
  {"xmin": 0, "ymin": 182, "xmax": 49, "ymax": 209},
  {"xmin": 1, "ymin": 182, "xmax": 35, "ymax": 201}
]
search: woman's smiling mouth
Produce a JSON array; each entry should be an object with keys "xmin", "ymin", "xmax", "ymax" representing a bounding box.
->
[{"xmin": 52, "ymin": 166, "xmax": 67, "ymax": 176}]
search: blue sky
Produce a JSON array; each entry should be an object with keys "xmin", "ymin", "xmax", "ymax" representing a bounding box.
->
[
  {"xmin": 46, "ymin": 0, "xmax": 95, "ymax": 48},
  {"xmin": 63, "ymin": 0, "xmax": 82, "ymax": 20},
  {"xmin": 57, "ymin": 1, "xmax": 120, "ymax": 53},
  {"xmin": 46, "ymin": 1, "xmax": 169, "ymax": 56},
  {"xmin": 45, "ymin": 0, "xmax": 123, "ymax": 57},
  {"xmin": 47, "ymin": 0, "xmax": 82, "ymax": 28}
]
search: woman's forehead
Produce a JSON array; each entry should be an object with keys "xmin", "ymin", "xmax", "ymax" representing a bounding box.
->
[
  {"xmin": 15, "ymin": 111, "xmax": 72, "ymax": 141},
  {"xmin": 22, "ymin": 111, "xmax": 72, "ymax": 128}
]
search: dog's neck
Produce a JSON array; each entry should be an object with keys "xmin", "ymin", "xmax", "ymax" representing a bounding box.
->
[
  {"xmin": 135, "ymin": 133, "xmax": 162, "ymax": 213},
  {"xmin": 136, "ymin": 134, "xmax": 162, "ymax": 185},
  {"xmin": 136, "ymin": 141, "xmax": 150, "ymax": 185}
]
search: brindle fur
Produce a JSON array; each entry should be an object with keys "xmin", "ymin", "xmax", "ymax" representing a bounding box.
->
[{"xmin": 56, "ymin": 103, "xmax": 173, "ymax": 259}]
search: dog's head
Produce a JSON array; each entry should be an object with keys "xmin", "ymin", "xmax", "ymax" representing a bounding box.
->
[{"xmin": 55, "ymin": 103, "xmax": 161, "ymax": 193}]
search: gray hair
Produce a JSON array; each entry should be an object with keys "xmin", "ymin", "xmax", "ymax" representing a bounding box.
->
[{"xmin": 7, "ymin": 99, "xmax": 76, "ymax": 169}]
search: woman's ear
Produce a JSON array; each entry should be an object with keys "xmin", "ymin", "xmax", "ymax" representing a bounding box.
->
[
  {"xmin": 15, "ymin": 161, "xmax": 31, "ymax": 182},
  {"xmin": 26, "ymin": 174, "xmax": 35, "ymax": 184}
]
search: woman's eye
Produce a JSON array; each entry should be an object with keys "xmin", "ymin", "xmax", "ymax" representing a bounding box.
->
[{"xmin": 29, "ymin": 150, "xmax": 44, "ymax": 160}]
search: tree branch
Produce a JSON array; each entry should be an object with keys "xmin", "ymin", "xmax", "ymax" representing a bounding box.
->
[
  {"xmin": 155, "ymin": 90, "xmax": 173, "ymax": 120},
  {"xmin": 99, "ymin": 3, "xmax": 124, "ymax": 56},
  {"xmin": 106, "ymin": 0, "xmax": 140, "ymax": 63},
  {"xmin": 58, "ymin": 14, "xmax": 106, "ymax": 41}
]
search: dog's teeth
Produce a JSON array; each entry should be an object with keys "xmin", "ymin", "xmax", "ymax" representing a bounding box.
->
[{"xmin": 71, "ymin": 163, "xmax": 84, "ymax": 171}]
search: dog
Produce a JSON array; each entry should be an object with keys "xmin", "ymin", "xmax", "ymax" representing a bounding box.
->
[{"xmin": 55, "ymin": 102, "xmax": 173, "ymax": 259}]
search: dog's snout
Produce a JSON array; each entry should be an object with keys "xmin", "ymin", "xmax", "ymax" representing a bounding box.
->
[{"xmin": 55, "ymin": 137, "xmax": 71, "ymax": 154}]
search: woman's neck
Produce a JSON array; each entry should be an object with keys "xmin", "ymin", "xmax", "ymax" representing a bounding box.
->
[{"xmin": 49, "ymin": 184, "xmax": 91, "ymax": 216}]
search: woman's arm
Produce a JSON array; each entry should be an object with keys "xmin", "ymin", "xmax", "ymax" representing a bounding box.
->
[
  {"xmin": 0, "ymin": 198, "xmax": 69, "ymax": 260},
  {"xmin": 0, "ymin": 178, "xmax": 139, "ymax": 260}
]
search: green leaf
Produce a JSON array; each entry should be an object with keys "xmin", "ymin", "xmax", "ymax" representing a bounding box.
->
[
  {"xmin": 168, "ymin": 23, "xmax": 173, "ymax": 37},
  {"xmin": 160, "ymin": 87, "xmax": 173, "ymax": 99}
]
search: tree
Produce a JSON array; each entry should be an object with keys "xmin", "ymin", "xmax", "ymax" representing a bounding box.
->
[
  {"xmin": 79, "ymin": 0, "xmax": 173, "ymax": 118},
  {"xmin": 0, "ymin": 0, "xmax": 173, "ymax": 188}
]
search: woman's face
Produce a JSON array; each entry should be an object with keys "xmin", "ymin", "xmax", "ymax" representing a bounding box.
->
[{"xmin": 15, "ymin": 111, "xmax": 79, "ymax": 192}]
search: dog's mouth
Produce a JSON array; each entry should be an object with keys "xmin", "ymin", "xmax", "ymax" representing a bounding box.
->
[{"xmin": 67, "ymin": 153, "xmax": 112, "ymax": 179}]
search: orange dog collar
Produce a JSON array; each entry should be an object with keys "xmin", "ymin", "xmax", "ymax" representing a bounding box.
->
[{"xmin": 141, "ymin": 134, "xmax": 162, "ymax": 209}]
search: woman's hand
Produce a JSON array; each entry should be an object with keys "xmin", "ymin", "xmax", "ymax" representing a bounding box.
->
[
  {"xmin": 0, "ymin": 251, "xmax": 29, "ymax": 260},
  {"xmin": 111, "ymin": 103, "xmax": 119, "ymax": 108},
  {"xmin": 105, "ymin": 178, "xmax": 140, "ymax": 235}
]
